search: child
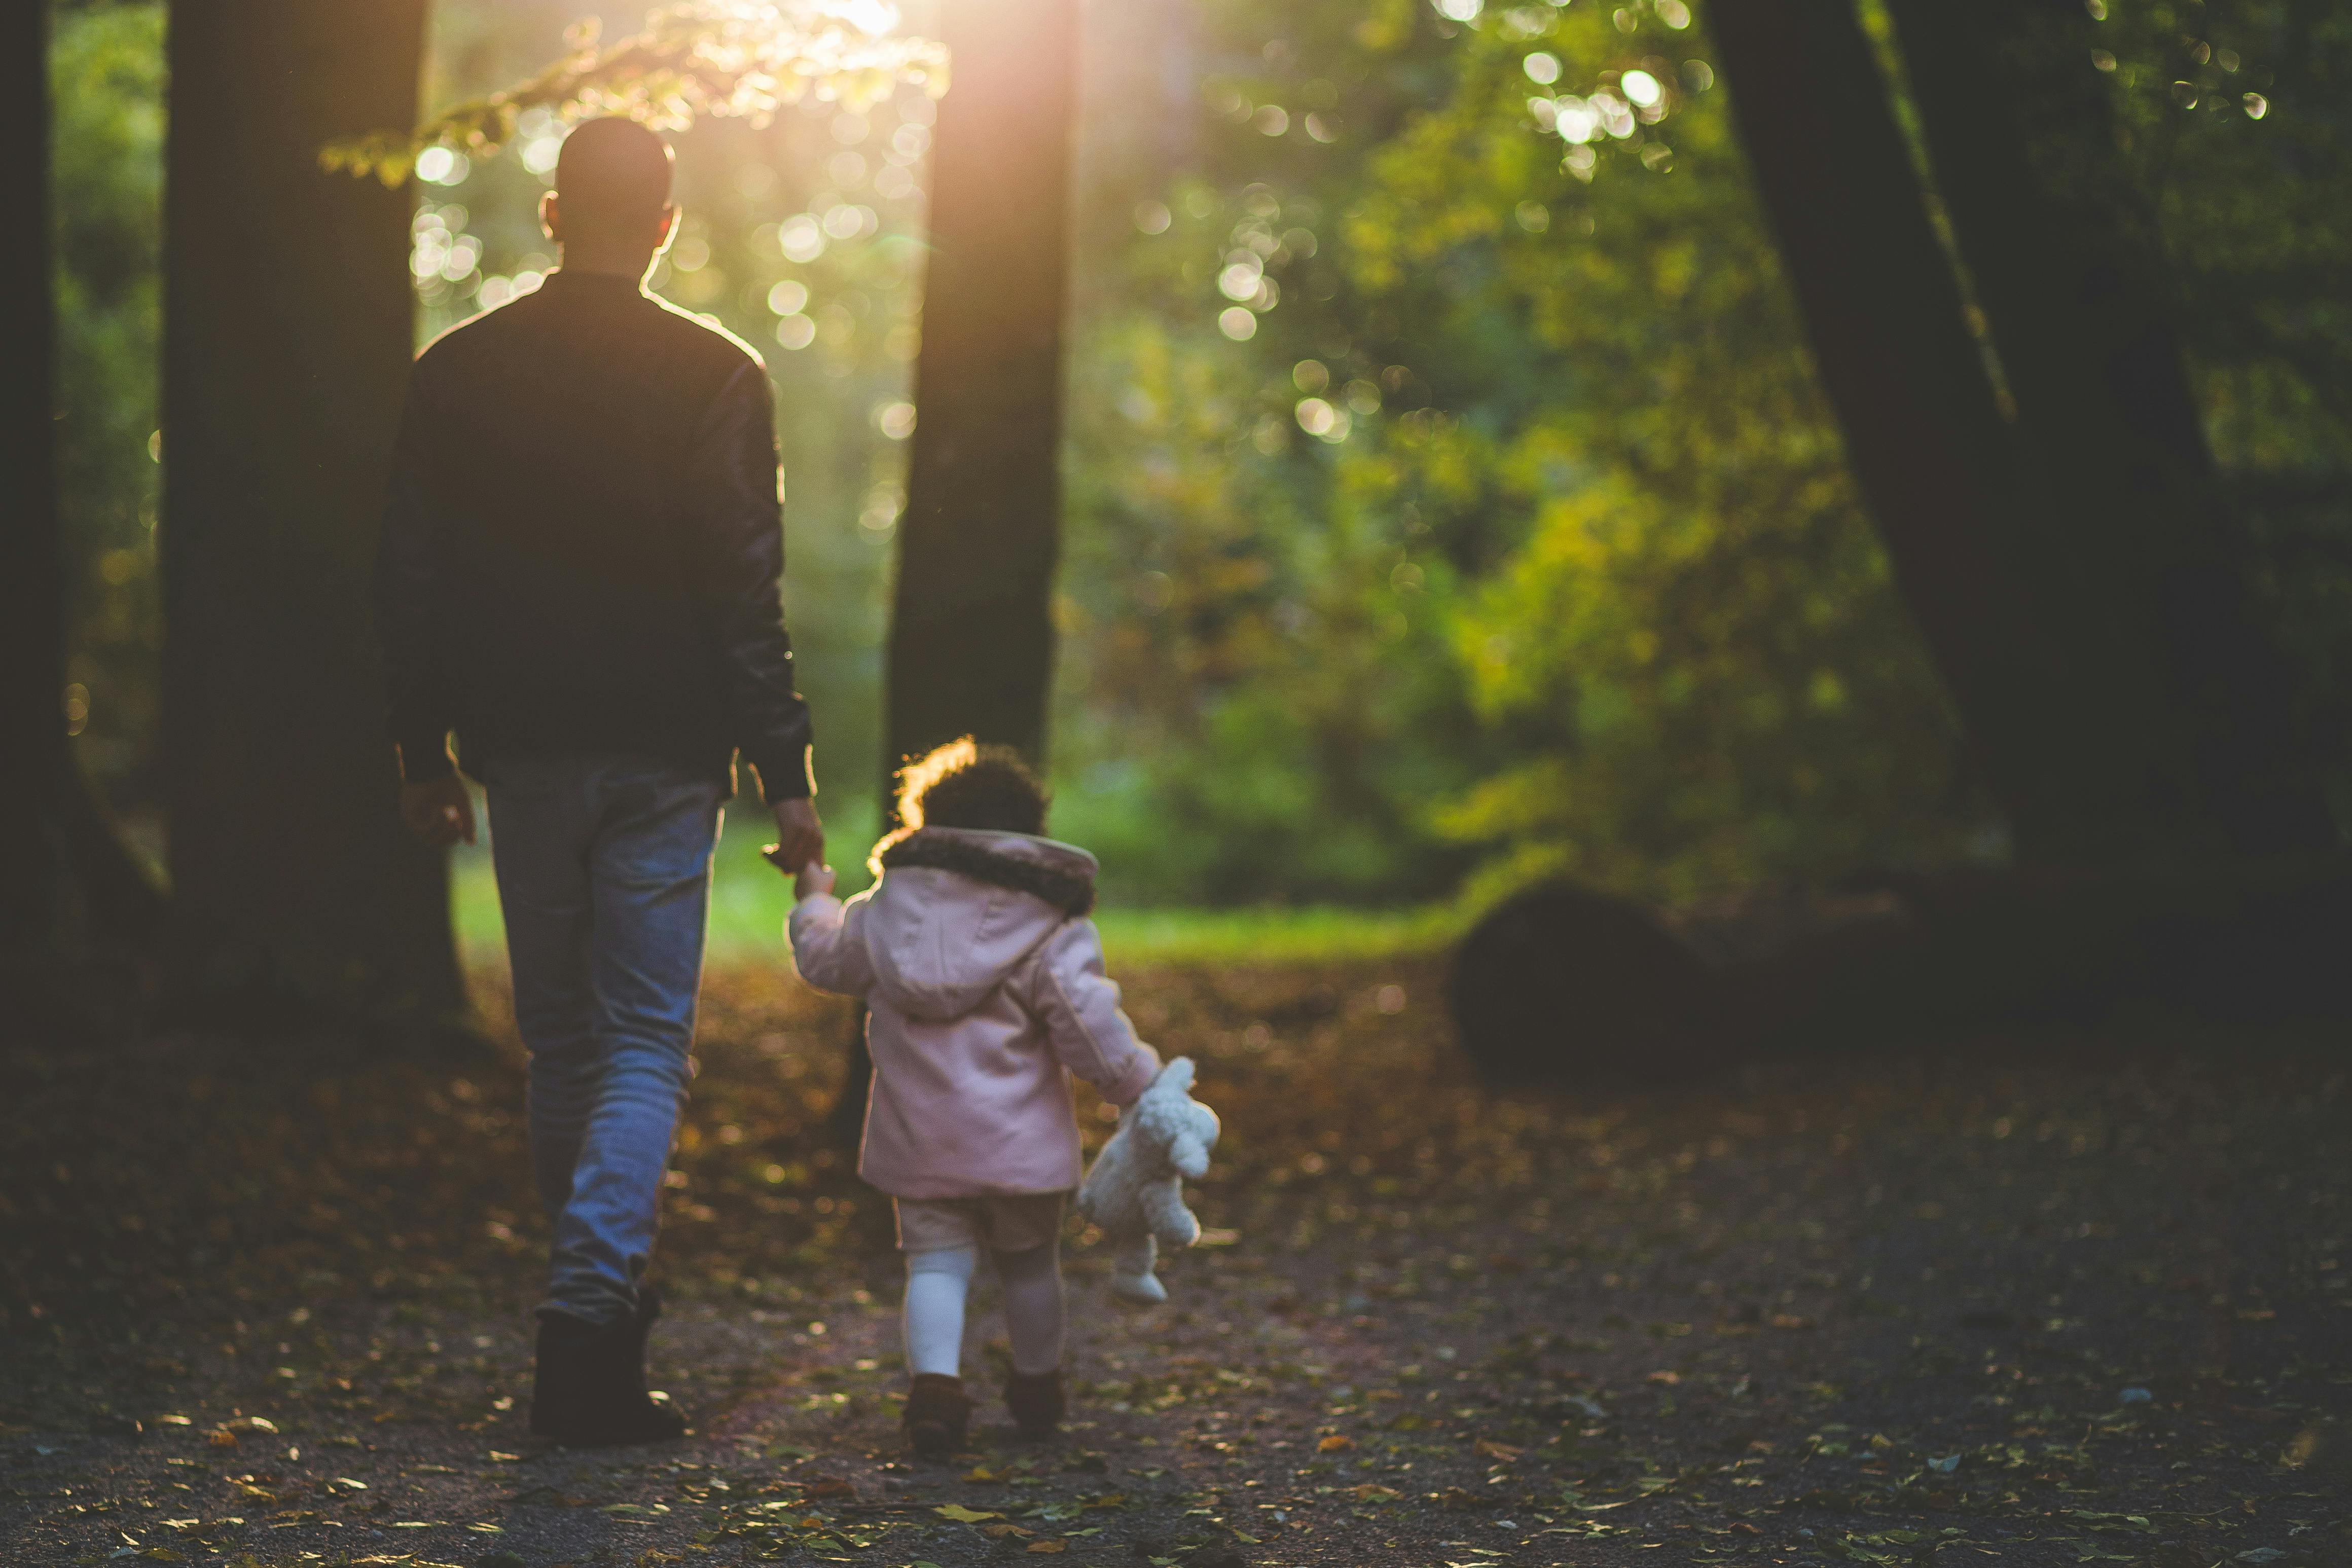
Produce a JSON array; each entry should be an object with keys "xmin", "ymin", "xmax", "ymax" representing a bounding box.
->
[{"xmin": 785, "ymin": 738, "xmax": 1161, "ymax": 1456}]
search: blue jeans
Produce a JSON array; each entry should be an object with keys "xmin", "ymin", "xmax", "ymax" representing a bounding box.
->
[{"xmin": 483, "ymin": 756, "xmax": 726, "ymax": 1325}]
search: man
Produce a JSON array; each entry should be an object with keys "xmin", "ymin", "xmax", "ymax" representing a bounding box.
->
[{"xmin": 374, "ymin": 118, "xmax": 823, "ymax": 1445}]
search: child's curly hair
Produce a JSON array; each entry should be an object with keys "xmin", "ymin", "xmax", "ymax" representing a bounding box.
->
[{"xmin": 870, "ymin": 737, "xmax": 1051, "ymax": 873}]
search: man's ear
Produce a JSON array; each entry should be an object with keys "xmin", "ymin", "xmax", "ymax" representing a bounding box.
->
[{"xmin": 539, "ymin": 190, "xmax": 562, "ymax": 243}]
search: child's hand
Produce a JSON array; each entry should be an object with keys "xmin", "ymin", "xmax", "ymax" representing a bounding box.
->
[{"xmin": 762, "ymin": 842, "xmax": 832, "ymax": 891}]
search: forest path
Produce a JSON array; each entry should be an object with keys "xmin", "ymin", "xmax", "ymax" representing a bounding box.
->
[{"xmin": 5, "ymin": 958, "xmax": 2348, "ymax": 1567}]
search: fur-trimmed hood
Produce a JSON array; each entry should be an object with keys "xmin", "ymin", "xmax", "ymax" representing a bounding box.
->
[{"xmin": 857, "ymin": 828, "xmax": 1100, "ymax": 1020}]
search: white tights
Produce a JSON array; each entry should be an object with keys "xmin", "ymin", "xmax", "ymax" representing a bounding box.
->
[{"xmin": 902, "ymin": 1241, "xmax": 1065, "ymax": 1379}]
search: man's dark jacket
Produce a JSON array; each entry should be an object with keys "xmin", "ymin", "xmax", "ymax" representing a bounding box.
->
[{"xmin": 375, "ymin": 270, "xmax": 813, "ymax": 800}]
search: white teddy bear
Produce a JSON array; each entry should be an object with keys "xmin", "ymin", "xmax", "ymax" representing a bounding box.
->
[{"xmin": 1077, "ymin": 1056, "xmax": 1221, "ymax": 1304}]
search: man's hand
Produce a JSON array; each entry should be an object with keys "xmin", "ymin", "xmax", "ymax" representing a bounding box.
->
[
  {"xmin": 768, "ymin": 796, "xmax": 824, "ymax": 879},
  {"xmin": 400, "ymin": 776, "xmax": 477, "ymax": 848}
]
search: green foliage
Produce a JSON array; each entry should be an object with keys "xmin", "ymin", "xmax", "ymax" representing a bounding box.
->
[
  {"xmin": 1057, "ymin": 0, "xmax": 1978, "ymax": 904},
  {"xmin": 52, "ymin": 1, "xmax": 164, "ymax": 800},
  {"xmin": 321, "ymin": 2, "xmax": 947, "ymax": 183},
  {"xmin": 2079, "ymin": 0, "xmax": 2352, "ymax": 806},
  {"xmin": 50, "ymin": 0, "xmax": 2352, "ymax": 908}
]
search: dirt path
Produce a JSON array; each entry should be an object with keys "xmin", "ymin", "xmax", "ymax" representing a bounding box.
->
[{"xmin": 5, "ymin": 959, "xmax": 2348, "ymax": 1567}]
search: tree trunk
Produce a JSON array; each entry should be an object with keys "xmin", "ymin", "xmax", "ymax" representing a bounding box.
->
[
  {"xmin": 1878, "ymin": 0, "xmax": 2333, "ymax": 855},
  {"xmin": 1701, "ymin": 0, "xmax": 2235, "ymax": 861},
  {"xmin": 162, "ymin": 0, "xmax": 465, "ymax": 1038},
  {"xmin": 1, "ymin": 0, "xmax": 163, "ymax": 990},
  {"xmin": 882, "ymin": 0, "xmax": 1080, "ymax": 791},
  {"xmin": 841, "ymin": 0, "xmax": 1082, "ymax": 1144}
]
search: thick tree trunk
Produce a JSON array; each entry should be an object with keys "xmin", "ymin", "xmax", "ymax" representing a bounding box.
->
[
  {"xmin": 1, "ymin": 1, "xmax": 163, "ymax": 988},
  {"xmin": 1700, "ymin": 0, "xmax": 2263, "ymax": 860},
  {"xmin": 162, "ymin": 1, "xmax": 464, "ymax": 1038},
  {"xmin": 841, "ymin": 0, "xmax": 1082, "ymax": 1145},
  {"xmin": 1879, "ymin": 0, "xmax": 2332, "ymax": 855},
  {"xmin": 882, "ymin": 0, "xmax": 1080, "ymax": 789}
]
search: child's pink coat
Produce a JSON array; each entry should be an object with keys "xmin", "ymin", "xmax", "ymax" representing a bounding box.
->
[{"xmin": 787, "ymin": 827, "xmax": 1160, "ymax": 1199}]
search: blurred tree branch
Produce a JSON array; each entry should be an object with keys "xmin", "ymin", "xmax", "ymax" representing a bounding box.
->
[{"xmin": 321, "ymin": 1, "xmax": 949, "ymax": 185}]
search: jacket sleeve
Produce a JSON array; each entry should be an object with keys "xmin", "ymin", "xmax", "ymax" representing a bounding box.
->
[
  {"xmin": 788, "ymin": 891, "xmax": 876, "ymax": 998},
  {"xmin": 682, "ymin": 360, "xmax": 816, "ymax": 802},
  {"xmin": 372, "ymin": 371, "xmax": 456, "ymax": 784},
  {"xmin": 1023, "ymin": 920, "xmax": 1162, "ymax": 1107}
]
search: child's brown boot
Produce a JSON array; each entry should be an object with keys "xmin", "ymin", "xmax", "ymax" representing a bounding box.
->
[
  {"xmin": 1005, "ymin": 1370, "xmax": 1065, "ymax": 1439},
  {"xmin": 904, "ymin": 1373, "xmax": 970, "ymax": 1458}
]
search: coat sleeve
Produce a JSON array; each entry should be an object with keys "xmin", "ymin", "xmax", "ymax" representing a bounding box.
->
[
  {"xmin": 788, "ymin": 892, "xmax": 876, "ymax": 998},
  {"xmin": 1023, "ymin": 920, "xmax": 1162, "ymax": 1106},
  {"xmin": 681, "ymin": 360, "xmax": 816, "ymax": 801},
  {"xmin": 372, "ymin": 369, "xmax": 456, "ymax": 783}
]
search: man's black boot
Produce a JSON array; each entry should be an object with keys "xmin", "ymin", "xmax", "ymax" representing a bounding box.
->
[{"xmin": 530, "ymin": 1305, "xmax": 686, "ymax": 1446}]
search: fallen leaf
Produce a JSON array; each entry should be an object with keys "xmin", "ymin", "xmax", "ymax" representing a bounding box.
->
[
  {"xmin": 1475, "ymin": 1439, "xmax": 1523, "ymax": 1461},
  {"xmin": 1318, "ymin": 1433, "xmax": 1354, "ymax": 1452},
  {"xmin": 1026, "ymin": 1541, "xmax": 1067, "ymax": 1554},
  {"xmin": 934, "ymin": 1504, "xmax": 1000, "ymax": 1522},
  {"xmin": 982, "ymin": 1523, "xmax": 1034, "ymax": 1538},
  {"xmin": 205, "ymin": 1430, "xmax": 238, "ymax": 1449},
  {"xmin": 1770, "ymin": 1315, "xmax": 1816, "ymax": 1332}
]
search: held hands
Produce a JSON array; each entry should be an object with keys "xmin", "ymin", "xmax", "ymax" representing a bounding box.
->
[
  {"xmin": 764, "ymin": 796, "xmax": 828, "ymax": 898},
  {"xmin": 400, "ymin": 776, "xmax": 477, "ymax": 848},
  {"xmin": 759, "ymin": 847, "xmax": 835, "ymax": 901}
]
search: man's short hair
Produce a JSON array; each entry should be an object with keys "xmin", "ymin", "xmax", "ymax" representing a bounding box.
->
[{"xmin": 554, "ymin": 118, "xmax": 673, "ymax": 236}]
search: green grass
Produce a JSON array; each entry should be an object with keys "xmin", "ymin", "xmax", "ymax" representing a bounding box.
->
[
  {"xmin": 451, "ymin": 794, "xmax": 1461, "ymax": 968},
  {"xmin": 1088, "ymin": 903, "xmax": 1463, "ymax": 965}
]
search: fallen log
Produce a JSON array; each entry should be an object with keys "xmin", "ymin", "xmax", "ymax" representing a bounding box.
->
[{"xmin": 1446, "ymin": 856, "xmax": 2352, "ymax": 1087}]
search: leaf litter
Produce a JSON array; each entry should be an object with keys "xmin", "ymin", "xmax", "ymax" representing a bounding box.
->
[{"xmin": 3, "ymin": 958, "xmax": 2348, "ymax": 1564}]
